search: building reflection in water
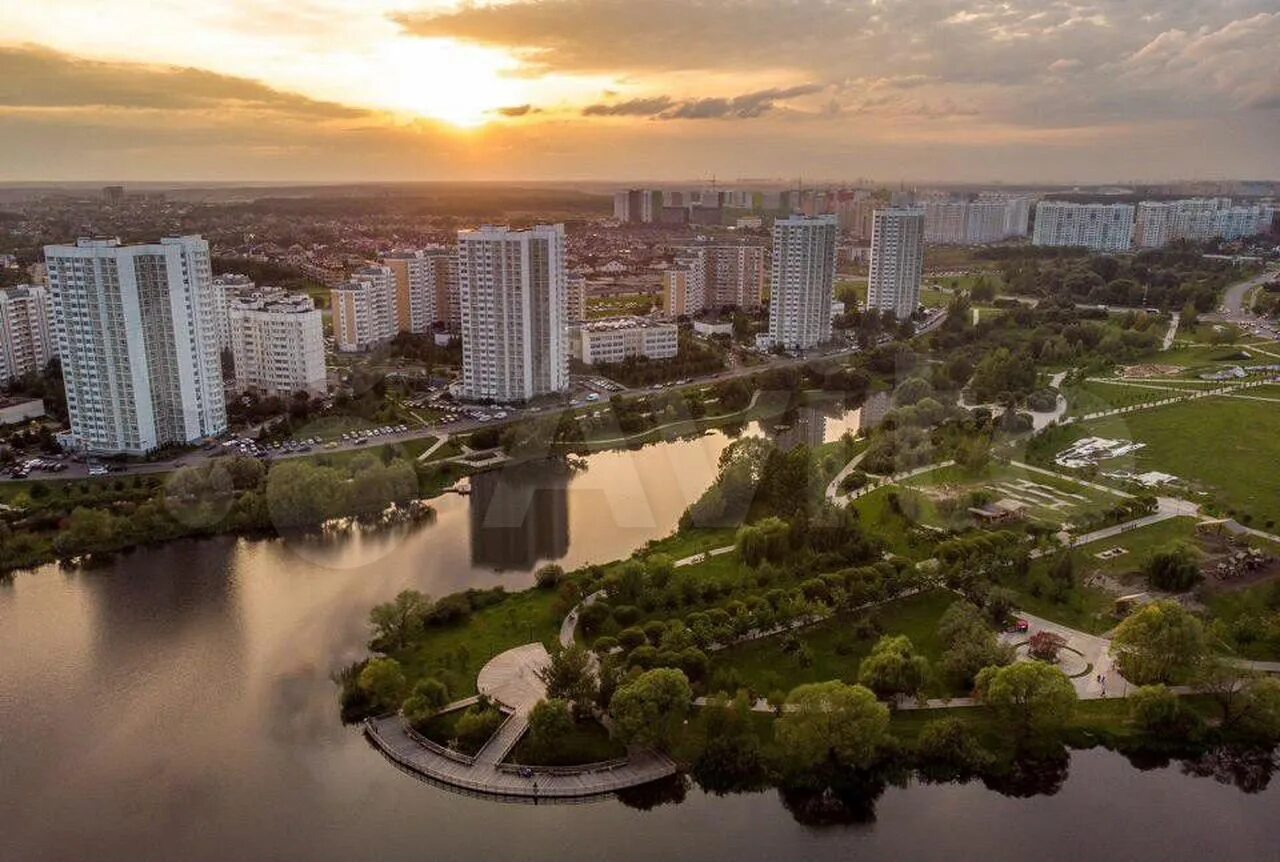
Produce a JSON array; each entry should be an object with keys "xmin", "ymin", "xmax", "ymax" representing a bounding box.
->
[{"xmin": 468, "ymin": 460, "xmax": 570, "ymax": 571}]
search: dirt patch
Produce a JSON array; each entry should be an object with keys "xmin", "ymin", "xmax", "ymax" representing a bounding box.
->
[{"xmin": 1120, "ymin": 364, "xmax": 1181, "ymax": 378}]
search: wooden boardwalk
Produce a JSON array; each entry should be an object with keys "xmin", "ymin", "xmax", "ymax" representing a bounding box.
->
[{"xmin": 364, "ymin": 714, "xmax": 677, "ymax": 800}]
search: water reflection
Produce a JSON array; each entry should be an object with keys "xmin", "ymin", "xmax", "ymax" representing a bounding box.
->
[{"xmin": 468, "ymin": 462, "xmax": 571, "ymax": 571}]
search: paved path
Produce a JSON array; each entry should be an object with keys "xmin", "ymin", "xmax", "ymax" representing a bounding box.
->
[
  {"xmin": 824, "ymin": 449, "xmax": 869, "ymax": 501},
  {"xmin": 671, "ymin": 545, "xmax": 736, "ymax": 568},
  {"xmin": 363, "ymin": 639, "xmax": 677, "ymax": 799},
  {"xmin": 414, "ymin": 432, "xmax": 450, "ymax": 463},
  {"xmin": 582, "ymin": 390, "xmax": 762, "ymax": 447},
  {"xmin": 1161, "ymin": 312, "xmax": 1181, "ymax": 351}
]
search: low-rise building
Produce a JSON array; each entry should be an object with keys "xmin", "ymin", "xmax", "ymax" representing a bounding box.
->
[
  {"xmin": 229, "ymin": 289, "xmax": 326, "ymax": 396},
  {"xmin": 572, "ymin": 316, "xmax": 678, "ymax": 365}
]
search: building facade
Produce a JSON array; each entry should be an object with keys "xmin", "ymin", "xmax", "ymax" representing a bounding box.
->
[
  {"xmin": 458, "ymin": 224, "xmax": 569, "ymax": 402},
  {"xmin": 768, "ymin": 215, "xmax": 838, "ymax": 350},
  {"xmin": 211, "ymin": 273, "xmax": 254, "ymax": 351},
  {"xmin": 662, "ymin": 251, "xmax": 707, "ymax": 317},
  {"xmin": 229, "ymin": 289, "xmax": 326, "ymax": 397},
  {"xmin": 571, "ymin": 316, "xmax": 678, "ymax": 365},
  {"xmin": 44, "ymin": 236, "xmax": 227, "ymax": 454},
  {"xmin": 1032, "ymin": 202, "xmax": 1135, "ymax": 251},
  {"xmin": 0, "ymin": 284, "xmax": 57, "ymax": 381},
  {"xmin": 381, "ymin": 247, "xmax": 456, "ymax": 334},
  {"xmin": 331, "ymin": 265, "xmax": 396, "ymax": 352},
  {"xmin": 565, "ymin": 273, "xmax": 587, "ymax": 324},
  {"xmin": 868, "ymin": 207, "xmax": 925, "ymax": 321}
]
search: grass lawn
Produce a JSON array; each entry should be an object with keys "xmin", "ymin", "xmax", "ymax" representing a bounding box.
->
[
  {"xmin": 708, "ymin": 590, "xmax": 964, "ymax": 699},
  {"xmin": 1206, "ymin": 581, "xmax": 1280, "ymax": 661},
  {"xmin": 1064, "ymin": 381, "xmax": 1191, "ymax": 417},
  {"xmin": 850, "ymin": 485, "xmax": 938, "ymax": 559},
  {"xmin": 898, "ymin": 461, "xmax": 1120, "ymax": 530},
  {"xmin": 506, "ymin": 718, "xmax": 626, "ymax": 766},
  {"xmin": 391, "ymin": 588, "xmax": 562, "ymax": 699},
  {"xmin": 1087, "ymin": 397, "xmax": 1280, "ymax": 529}
]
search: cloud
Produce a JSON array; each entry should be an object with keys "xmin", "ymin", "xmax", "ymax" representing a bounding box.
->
[
  {"xmin": 582, "ymin": 96, "xmax": 674, "ymax": 116},
  {"xmin": 0, "ymin": 43, "xmax": 365, "ymax": 118},
  {"xmin": 491, "ymin": 104, "xmax": 538, "ymax": 117},
  {"xmin": 583, "ymin": 84, "xmax": 821, "ymax": 120}
]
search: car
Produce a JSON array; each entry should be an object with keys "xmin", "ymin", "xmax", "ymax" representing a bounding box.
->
[{"xmin": 1012, "ymin": 618, "xmax": 1030, "ymax": 633}]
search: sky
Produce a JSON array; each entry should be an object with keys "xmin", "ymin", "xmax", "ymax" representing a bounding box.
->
[{"xmin": 0, "ymin": 0, "xmax": 1276, "ymax": 184}]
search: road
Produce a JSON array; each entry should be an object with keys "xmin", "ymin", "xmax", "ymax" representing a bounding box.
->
[
  {"xmin": 8, "ymin": 311, "xmax": 949, "ymax": 484},
  {"xmin": 1209, "ymin": 265, "xmax": 1279, "ymax": 338}
]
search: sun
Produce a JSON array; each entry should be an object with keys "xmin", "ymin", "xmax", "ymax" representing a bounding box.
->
[{"xmin": 376, "ymin": 39, "xmax": 525, "ymax": 128}]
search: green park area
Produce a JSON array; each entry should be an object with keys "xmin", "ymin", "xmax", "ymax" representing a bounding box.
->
[{"xmin": 1085, "ymin": 396, "xmax": 1280, "ymax": 529}]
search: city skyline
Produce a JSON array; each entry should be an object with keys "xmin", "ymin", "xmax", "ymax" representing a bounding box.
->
[{"xmin": 1, "ymin": 1, "xmax": 1277, "ymax": 183}]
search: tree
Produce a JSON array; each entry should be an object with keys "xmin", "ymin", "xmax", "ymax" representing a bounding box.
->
[
  {"xmin": 1197, "ymin": 661, "xmax": 1280, "ymax": 741},
  {"xmin": 1128, "ymin": 684, "xmax": 1201, "ymax": 739},
  {"xmin": 691, "ymin": 692, "xmax": 769, "ymax": 794},
  {"xmin": 975, "ymin": 661, "xmax": 1076, "ymax": 740},
  {"xmin": 402, "ymin": 677, "xmax": 451, "ymax": 728},
  {"xmin": 1027, "ymin": 631, "xmax": 1068, "ymax": 663},
  {"xmin": 610, "ymin": 668, "xmax": 692, "ymax": 751},
  {"xmin": 1145, "ymin": 545, "xmax": 1202, "ymax": 592},
  {"xmin": 858, "ymin": 635, "xmax": 930, "ymax": 701},
  {"xmin": 357, "ymin": 658, "xmax": 406, "ymax": 711},
  {"xmin": 368, "ymin": 589, "xmax": 430, "ymax": 650},
  {"xmin": 526, "ymin": 698, "xmax": 576, "ymax": 760},
  {"xmin": 776, "ymin": 681, "xmax": 889, "ymax": 772},
  {"xmin": 454, "ymin": 703, "xmax": 503, "ymax": 750},
  {"xmin": 938, "ymin": 600, "xmax": 1014, "ymax": 686},
  {"xmin": 915, "ymin": 717, "xmax": 992, "ymax": 779},
  {"xmin": 534, "ymin": 563, "xmax": 564, "ymax": 589},
  {"xmin": 1112, "ymin": 601, "xmax": 1208, "ymax": 684},
  {"xmin": 537, "ymin": 644, "xmax": 598, "ymax": 713}
]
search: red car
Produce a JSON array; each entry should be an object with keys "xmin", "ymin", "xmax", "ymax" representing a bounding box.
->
[{"xmin": 1012, "ymin": 618, "xmax": 1030, "ymax": 633}]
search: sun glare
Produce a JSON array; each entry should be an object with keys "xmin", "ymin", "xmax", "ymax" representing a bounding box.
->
[{"xmin": 375, "ymin": 39, "xmax": 525, "ymax": 128}]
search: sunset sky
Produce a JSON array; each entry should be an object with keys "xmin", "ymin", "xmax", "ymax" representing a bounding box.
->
[{"xmin": 1, "ymin": 0, "xmax": 1276, "ymax": 183}]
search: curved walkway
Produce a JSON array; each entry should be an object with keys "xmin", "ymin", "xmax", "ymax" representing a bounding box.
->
[{"xmin": 364, "ymin": 634, "xmax": 676, "ymax": 800}]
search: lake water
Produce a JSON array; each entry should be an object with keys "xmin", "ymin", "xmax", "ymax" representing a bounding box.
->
[{"xmin": 2, "ymin": 400, "xmax": 1277, "ymax": 862}]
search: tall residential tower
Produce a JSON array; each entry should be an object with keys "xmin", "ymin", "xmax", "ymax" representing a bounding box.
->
[
  {"xmin": 457, "ymin": 224, "xmax": 569, "ymax": 402},
  {"xmin": 43, "ymin": 236, "xmax": 227, "ymax": 454},
  {"xmin": 768, "ymin": 215, "xmax": 838, "ymax": 350},
  {"xmin": 868, "ymin": 207, "xmax": 925, "ymax": 320}
]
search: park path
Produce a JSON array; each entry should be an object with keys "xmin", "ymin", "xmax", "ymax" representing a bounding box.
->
[
  {"xmin": 414, "ymin": 432, "xmax": 450, "ymax": 463},
  {"xmin": 364, "ymin": 638, "xmax": 677, "ymax": 799}
]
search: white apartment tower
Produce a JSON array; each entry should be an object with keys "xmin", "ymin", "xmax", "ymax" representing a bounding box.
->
[
  {"xmin": 1032, "ymin": 202, "xmax": 1135, "ymax": 251},
  {"xmin": 43, "ymin": 236, "xmax": 227, "ymax": 454},
  {"xmin": 457, "ymin": 224, "xmax": 569, "ymax": 402},
  {"xmin": 331, "ymin": 265, "xmax": 396, "ymax": 352},
  {"xmin": 229, "ymin": 289, "xmax": 326, "ymax": 397},
  {"xmin": 0, "ymin": 284, "xmax": 57, "ymax": 381},
  {"xmin": 768, "ymin": 215, "xmax": 838, "ymax": 350},
  {"xmin": 868, "ymin": 207, "xmax": 926, "ymax": 321},
  {"xmin": 663, "ymin": 251, "xmax": 708, "ymax": 317},
  {"xmin": 211, "ymin": 273, "xmax": 254, "ymax": 351}
]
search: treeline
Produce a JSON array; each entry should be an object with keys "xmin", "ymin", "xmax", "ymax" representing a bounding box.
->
[{"xmin": 0, "ymin": 451, "xmax": 443, "ymax": 573}]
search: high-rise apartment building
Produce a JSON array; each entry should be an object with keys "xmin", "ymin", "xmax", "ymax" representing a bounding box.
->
[
  {"xmin": 212, "ymin": 273, "xmax": 254, "ymax": 351},
  {"xmin": 331, "ymin": 265, "xmax": 396, "ymax": 352},
  {"xmin": 706, "ymin": 244, "xmax": 766, "ymax": 308},
  {"xmin": 43, "ymin": 236, "xmax": 227, "ymax": 454},
  {"xmin": 457, "ymin": 224, "xmax": 569, "ymax": 402},
  {"xmin": 1032, "ymin": 202, "xmax": 1135, "ymax": 251},
  {"xmin": 868, "ymin": 207, "xmax": 925, "ymax": 320},
  {"xmin": 565, "ymin": 273, "xmax": 587, "ymax": 324},
  {"xmin": 663, "ymin": 252, "xmax": 707, "ymax": 317},
  {"xmin": 768, "ymin": 215, "xmax": 838, "ymax": 350},
  {"xmin": 0, "ymin": 284, "xmax": 57, "ymax": 382},
  {"xmin": 229, "ymin": 289, "xmax": 326, "ymax": 397},
  {"xmin": 924, "ymin": 198, "xmax": 1029, "ymax": 244},
  {"xmin": 381, "ymin": 248, "xmax": 456, "ymax": 334}
]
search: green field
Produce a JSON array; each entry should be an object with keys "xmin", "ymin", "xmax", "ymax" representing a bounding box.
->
[
  {"xmin": 1064, "ymin": 381, "xmax": 1185, "ymax": 417},
  {"xmin": 708, "ymin": 590, "xmax": 963, "ymax": 699},
  {"xmin": 897, "ymin": 461, "xmax": 1121, "ymax": 530},
  {"xmin": 391, "ymin": 589, "xmax": 562, "ymax": 699},
  {"xmin": 1087, "ymin": 397, "xmax": 1280, "ymax": 529}
]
